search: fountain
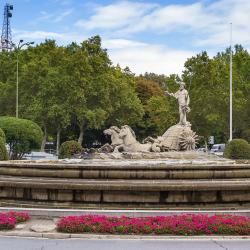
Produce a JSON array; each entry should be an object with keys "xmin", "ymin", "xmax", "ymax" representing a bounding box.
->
[{"xmin": 0, "ymin": 82, "xmax": 249, "ymax": 209}]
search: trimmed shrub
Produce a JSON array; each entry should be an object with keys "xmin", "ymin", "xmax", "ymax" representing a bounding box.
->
[
  {"xmin": 242, "ymin": 129, "xmax": 250, "ymax": 143},
  {"xmin": 0, "ymin": 116, "xmax": 43, "ymax": 160},
  {"xmin": 0, "ymin": 128, "xmax": 8, "ymax": 160},
  {"xmin": 0, "ymin": 128, "xmax": 6, "ymax": 142},
  {"xmin": 59, "ymin": 140, "xmax": 82, "ymax": 159},
  {"xmin": 224, "ymin": 139, "xmax": 250, "ymax": 159},
  {"xmin": 0, "ymin": 137, "xmax": 8, "ymax": 161}
]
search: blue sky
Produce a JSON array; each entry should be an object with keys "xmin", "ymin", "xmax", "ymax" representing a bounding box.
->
[{"xmin": 4, "ymin": 0, "xmax": 250, "ymax": 74}]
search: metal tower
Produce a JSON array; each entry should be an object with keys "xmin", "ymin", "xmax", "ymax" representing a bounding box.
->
[{"xmin": 1, "ymin": 3, "xmax": 13, "ymax": 51}]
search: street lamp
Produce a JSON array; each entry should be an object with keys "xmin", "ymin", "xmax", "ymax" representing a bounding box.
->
[
  {"xmin": 229, "ymin": 23, "xmax": 233, "ymax": 141},
  {"xmin": 14, "ymin": 40, "xmax": 34, "ymax": 118}
]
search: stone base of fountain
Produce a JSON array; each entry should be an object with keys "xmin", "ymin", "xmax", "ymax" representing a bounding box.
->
[{"xmin": 0, "ymin": 155, "xmax": 249, "ymax": 209}]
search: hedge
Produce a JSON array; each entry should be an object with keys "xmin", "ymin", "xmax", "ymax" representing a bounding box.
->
[
  {"xmin": 59, "ymin": 140, "xmax": 82, "ymax": 159},
  {"xmin": 0, "ymin": 116, "xmax": 43, "ymax": 159},
  {"xmin": 224, "ymin": 139, "xmax": 250, "ymax": 159}
]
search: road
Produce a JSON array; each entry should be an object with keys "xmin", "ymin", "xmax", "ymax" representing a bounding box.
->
[{"xmin": 0, "ymin": 237, "xmax": 250, "ymax": 250}]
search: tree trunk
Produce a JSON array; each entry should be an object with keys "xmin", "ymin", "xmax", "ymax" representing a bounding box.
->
[
  {"xmin": 78, "ymin": 122, "xmax": 84, "ymax": 146},
  {"xmin": 56, "ymin": 127, "xmax": 61, "ymax": 155},
  {"xmin": 40, "ymin": 126, "xmax": 47, "ymax": 152},
  {"xmin": 204, "ymin": 139, "xmax": 208, "ymax": 152}
]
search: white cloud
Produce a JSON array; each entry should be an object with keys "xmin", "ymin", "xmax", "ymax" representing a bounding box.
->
[
  {"xmin": 12, "ymin": 0, "xmax": 250, "ymax": 75},
  {"xmin": 37, "ymin": 11, "xmax": 55, "ymax": 21},
  {"xmin": 13, "ymin": 30, "xmax": 87, "ymax": 43},
  {"xmin": 120, "ymin": 2, "xmax": 219, "ymax": 34},
  {"xmin": 76, "ymin": 0, "xmax": 250, "ymax": 48},
  {"xmin": 13, "ymin": 30, "xmax": 63, "ymax": 40},
  {"xmin": 54, "ymin": 9, "xmax": 73, "ymax": 22},
  {"xmin": 36, "ymin": 8, "xmax": 73, "ymax": 24},
  {"xmin": 12, "ymin": 29, "xmax": 192, "ymax": 75},
  {"xmin": 103, "ymin": 39, "xmax": 147, "ymax": 49},
  {"xmin": 75, "ymin": 1, "xmax": 157, "ymax": 30},
  {"xmin": 196, "ymin": 0, "xmax": 250, "ymax": 46},
  {"xmin": 53, "ymin": 0, "xmax": 73, "ymax": 6},
  {"xmin": 105, "ymin": 39, "xmax": 194, "ymax": 75}
]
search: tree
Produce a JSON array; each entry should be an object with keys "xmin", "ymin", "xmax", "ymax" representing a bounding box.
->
[
  {"xmin": 135, "ymin": 78, "xmax": 164, "ymax": 105},
  {"xmin": 20, "ymin": 40, "xmax": 72, "ymax": 153},
  {"xmin": 0, "ymin": 51, "xmax": 16, "ymax": 116},
  {"xmin": 182, "ymin": 51, "xmax": 228, "ymax": 144},
  {"xmin": 65, "ymin": 36, "xmax": 144, "ymax": 146}
]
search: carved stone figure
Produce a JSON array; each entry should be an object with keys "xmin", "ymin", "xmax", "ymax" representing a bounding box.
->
[
  {"xmin": 103, "ymin": 126, "xmax": 123, "ymax": 146},
  {"xmin": 102, "ymin": 123, "xmax": 198, "ymax": 153},
  {"xmin": 161, "ymin": 123, "xmax": 198, "ymax": 151},
  {"xmin": 165, "ymin": 82, "xmax": 190, "ymax": 126},
  {"xmin": 110, "ymin": 125, "xmax": 160, "ymax": 153},
  {"xmin": 102, "ymin": 81, "xmax": 198, "ymax": 153}
]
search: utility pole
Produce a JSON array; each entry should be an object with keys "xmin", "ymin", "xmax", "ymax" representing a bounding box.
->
[{"xmin": 229, "ymin": 23, "xmax": 233, "ymax": 141}]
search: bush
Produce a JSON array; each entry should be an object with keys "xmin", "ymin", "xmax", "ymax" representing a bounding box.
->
[
  {"xmin": 224, "ymin": 139, "xmax": 250, "ymax": 159},
  {"xmin": 242, "ymin": 129, "xmax": 250, "ymax": 143},
  {"xmin": 0, "ymin": 137, "xmax": 8, "ymax": 161},
  {"xmin": 0, "ymin": 116, "xmax": 43, "ymax": 160},
  {"xmin": 59, "ymin": 140, "xmax": 82, "ymax": 159},
  {"xmin": 0, "ymin": 128, "xmax": 8, "ymax": 161},
  {"xmin": 0, "ymin": 128, "xmax": 6, "ymax": 142}
]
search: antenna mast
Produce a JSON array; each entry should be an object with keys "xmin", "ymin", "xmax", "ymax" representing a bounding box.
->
[{"xmin": 1, "ymin": 3, "xmax": 13, "ymax": 51}]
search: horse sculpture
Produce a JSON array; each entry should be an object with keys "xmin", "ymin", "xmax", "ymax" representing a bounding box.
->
[
  {"xmin": 113, "ymin": 125, "xmax": 161, "ymax": 153},
  {"xmin": 103, "ymin": 126, "xmax": 123, "ymax": 146}
]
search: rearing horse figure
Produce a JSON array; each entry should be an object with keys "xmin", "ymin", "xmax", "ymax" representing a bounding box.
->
[
  {"xmin": 103, "ymin": 126, "xmax": 123, "ymax": 146},
  {"xmin": 113, "ymin": 125, "xmax": 161, "ymax": 153}
]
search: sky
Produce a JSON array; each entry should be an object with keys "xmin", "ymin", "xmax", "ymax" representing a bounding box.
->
[{"xmin": 2, "ymin": 0, "xmax": 250, "ymax": 75}]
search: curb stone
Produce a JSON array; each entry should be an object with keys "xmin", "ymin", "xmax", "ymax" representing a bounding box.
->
[
  {"xmin": 0, "ymin": 207, "xmax": 250, "ymax": 218},
  {"xmin": 0, "ymin": 231, "xmax": 250, "ymax": 240}
]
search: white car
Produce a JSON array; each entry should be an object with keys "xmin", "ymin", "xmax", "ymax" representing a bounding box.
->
[
  {"xmin": 210, "ymin": 144, "xmax": 225, "ymax": 156},
  {"xmin": 23, "ymin": 151, "xmax": 58, "ymax": 160}
]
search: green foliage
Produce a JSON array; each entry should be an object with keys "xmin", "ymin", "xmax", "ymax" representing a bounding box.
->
[
  {"xmin": 59, "ymin": 140, "xmax": 82, "ymax": 159},
  {"xmin": 182, "ymin": 46, "xmax": 250, "ymax": 143},
  {"xmin": 0, "ymin": 117, "xmax": 43, "ymax": 159},
  {"xmin": 146, "ymin": 96, "xmax": 177, "ymax": 135},
  {"xmin": 0, "ymin": 128, "xmax": 5, "ymax": 142},
  {"xmin": 135, "ymin": 78, "xmax": 164, "ymax": 104},
  {"xmin": 224, "ymin": 139, "xmax": 250, "ymax": 159},
  {"xmin": 0, "ymin": 137, "xmax": 8, "ymax": 161},
  {"xmin": 0, "ymin": 38, "xmax": 250, "ymax": 146},
  {"xmin": 242, "ymin": 129, "xmax": 250, "ymax": 143},
  {"xmin": 0, "ymin": 128, "xmax": 8, "ymax": 160}
]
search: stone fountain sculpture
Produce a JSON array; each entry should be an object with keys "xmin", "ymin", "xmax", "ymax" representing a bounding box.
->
[
  {"xmin": 161, "ymin": 81, "xmax": 198, "ymax": 151},
  {"xmin": 102, "ymin": 82, "xmax": 198, "ymax": 153}
]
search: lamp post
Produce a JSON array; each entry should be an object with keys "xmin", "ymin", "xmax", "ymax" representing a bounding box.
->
[
  {"xmin": 229, "ymin": 23, "xmax": 233, "ymax": 141},
  {"xmin": 15, "ymin": 40, "xmax": 34, "ymax": 118}
]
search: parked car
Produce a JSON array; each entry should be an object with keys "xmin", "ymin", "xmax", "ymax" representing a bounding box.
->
[
  {"xmin": 196, "ymin": 147, "xmax": 207, "ymax": 152},
  {"xmin": 210, "ymin": 144, "xmax": 225, "ymax": 156},
  {"xmin": 23, "ymin": 151, "xmax": 58, "ymax": 160}
]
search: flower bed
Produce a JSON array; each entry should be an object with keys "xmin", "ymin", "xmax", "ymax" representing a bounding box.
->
[
  {"xmin": 0, "ymin": 211, "xmax": 30, "ymax": 230},
  {"xmin": 5, "ymin": 211, "xmax": 30, "ymax": 223},
  {"xmin": 57, "ymin": 214, "xmax": 250, "ymax": 235}
]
